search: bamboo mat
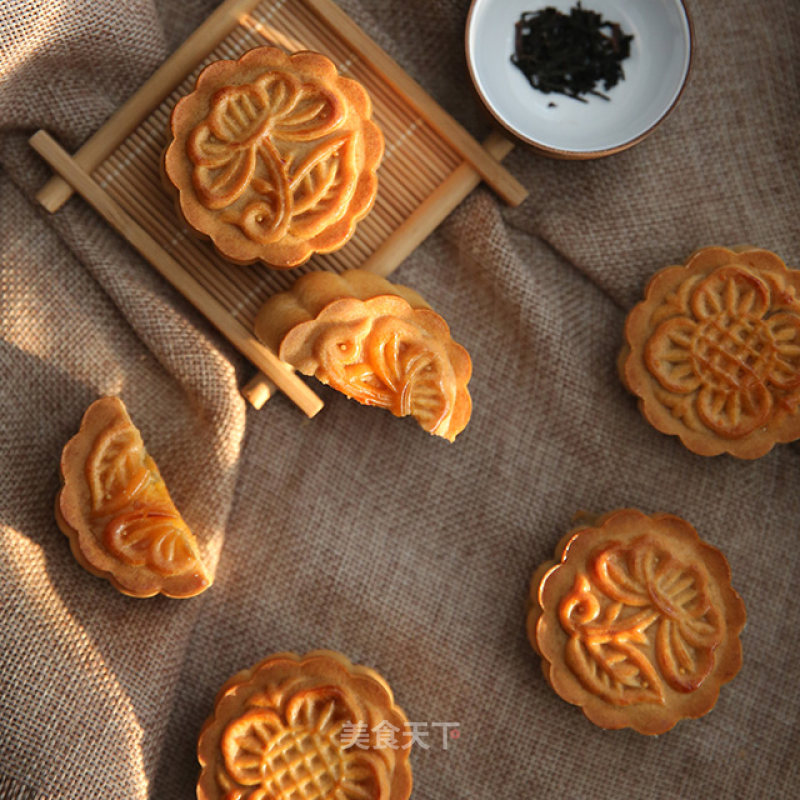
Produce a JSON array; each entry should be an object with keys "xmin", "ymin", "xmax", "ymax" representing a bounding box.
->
[
  {"xmin": 33, "ymin": 0, "xmax": 525, "ymax": 412},
  {"xmin": 95, "ymin": 0, "xmax": 461, "ymax": 329}
]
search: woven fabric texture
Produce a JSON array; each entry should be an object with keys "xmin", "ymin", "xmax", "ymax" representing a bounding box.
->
[{"xmin": 1, "ymin": 0, "xmax": 799, "ymax": 798}]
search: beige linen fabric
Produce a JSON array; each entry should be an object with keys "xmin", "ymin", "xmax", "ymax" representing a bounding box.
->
[{"xmin": 1, "ymin": 0, "xmax": 799, "ymax": 797}]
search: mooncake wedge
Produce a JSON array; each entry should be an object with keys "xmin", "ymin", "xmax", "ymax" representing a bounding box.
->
[{"xmin": 57, "ymin": 397, "xmax": 211, "ymax": 598}]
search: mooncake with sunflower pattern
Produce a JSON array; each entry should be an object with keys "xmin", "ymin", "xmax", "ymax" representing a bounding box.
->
[
  {"xmin": 254, "ymin": 269, "xmax": 472, "ymax": 441},
  {"xmin": 528, "ymin": 509, "xmax": 746, "ymax": 735},
  {"xmin": 163, "ymin": 46, "xmax": 383, "ymax": 268},
  {"xmin": 620, "ymin": 245, "xmax": 800, "ymax": 458},
  {"xmin": 56, "ymin": 397, "xmax": 211, "ymax": 598},
  {"xmin": 197, "ymin": 650, "xmax": 413, "ymax": 800}
]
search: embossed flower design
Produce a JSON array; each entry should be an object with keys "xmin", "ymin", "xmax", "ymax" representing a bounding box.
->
[
  {"xmin": 559, "ymin": 536, "xmax": 722, "ymax": 707},
  {"xmin": 57, "ymin": 397, "xmax": 210, "ymax": 598},
  {"xmin": 88, "ymin": 421, "xmax": 202, "ymax": 578},
  {"xmin": 198, "ymin": 651, "xmax": 412, "ymax": 800},
  {"xmin": 621, "ymin": 246, "xmax": 800, "ymax": 457},
  {"xmin": 218, "ymin": 686, "xmax": 391, "ymax": 800},
  {"xmin": 187, "ymin": 71, "xmax": 353, "ymax": 244},
  {"xmin": 645, "ymin": 264, "xmax": 800, "ymax": 438},
  {"xmin": 164, "ymin": 47, "xmax": 383, "ymax": 268}
]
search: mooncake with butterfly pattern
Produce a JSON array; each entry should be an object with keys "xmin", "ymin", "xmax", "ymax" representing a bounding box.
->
[
  {"xmin": 528, "ymin": 509, "xmax": 746, "ymax": 734},
  {"xmin": 56, "ymin": 396, "xmax": 211, "ymax": 598}
]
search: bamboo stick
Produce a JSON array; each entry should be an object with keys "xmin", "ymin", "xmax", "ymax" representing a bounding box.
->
[
  {"xmin": 361, "ymin": 131, "xmax": 513, "ymax": 276},
  {"xmin": 241, "ymin": 373, "xmax": 278, "ymax": 408},
  {"xmin": 31, "ymin": 130, "xmax": 323, "ymax": 418}
]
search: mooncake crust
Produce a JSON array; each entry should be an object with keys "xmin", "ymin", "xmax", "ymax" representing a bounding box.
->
[
  {"xmin": 255, "ymin": 270, "xmax": 472, "ymax": 442},
  {"xmin": 528, "ymin": 509, "xmax": 746, "ymax": 735},
  {"xmin": 621, "ymin": 246, "xmax": 800, "ymax": 458},
  {"xmin": 57, "ymin": 397, "xmax": 211, "ymax": 598},
  {"xmin": 197, "ymin": 649, "xmax": 413, "ymax": 800},
  {"xmin": 163, "ymin": 46, "xmax": 383, "ymax": 268}
]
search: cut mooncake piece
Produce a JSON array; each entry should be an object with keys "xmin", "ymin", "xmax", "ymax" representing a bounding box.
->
[
  {"xmin": 56, "ymin": 397, "xmax": 211, "ymax": 598},
  {"xmin": 527, "ymin": 509, "xmax": 746, "ymax": 735},
  {"xmin": 254, "ymin": 269, "xmax": 472, "ymax": 441},
  {"xmin": 163, "ymin": 46, "xmax": 384, "ymax": 268},
  {"xmin": 197, "ymin": 650, "xmax": 413, "ymax": 800},
  {"xmin": 620, "ymin": 245, "xmax": 800, "ymax": 458}
]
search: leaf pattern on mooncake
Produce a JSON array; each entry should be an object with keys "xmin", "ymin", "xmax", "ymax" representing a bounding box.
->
[
  {"xmin": 279, "ymin": 295, "xmax": 472, "ymax": 442},
  {"xmin": 58, "ymin": 397, "xmax": 212, "ymax": 598},
  {"xmin": 165, "ymin": 48, "xmax": 383, "ymax": 268},
  {"xmin": 86, "ymin": 422, "xmax": 150, "ymax": 516},
  {"xmin": 104, "ymin": 507, "xmax": 200, "ymax": 576}
]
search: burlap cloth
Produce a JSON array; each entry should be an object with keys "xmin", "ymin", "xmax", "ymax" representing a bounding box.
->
[{"xmin": 1, "ymin": 0, "xmax": 798, "ymax": 797}]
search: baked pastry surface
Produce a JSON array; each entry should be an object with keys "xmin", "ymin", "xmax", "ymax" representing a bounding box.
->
[
  {"xmin": 255, "ymin": 269, "xmax": 472, "ymax": 441},
  {"xmin": 528, "ymin": 509, "xmax": 746, "ymax": 734},
  {"xmin": 620, "ymin": 246, "xmax": 800, "ymax": 458},
  {"xmin": 57, "ymin": 397, "xmax": 211, "ymax": 598},
  {"xmin": 163, "ymin": 46, "xmax": 384, "ymax": 268},
  {"xmin": 197, "ymin": 650, "xmax": 412, "ymax": 800}
]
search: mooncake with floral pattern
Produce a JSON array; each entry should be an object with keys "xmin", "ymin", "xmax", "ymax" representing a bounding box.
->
[
  {"xmin": 56, "ymin": 397, "xmax": 211, "ymax": 598},
  {"xmin": 197, "ymin": 650, "xmax": 412, "ymax": 800},
  {"xmin": 254, "ymin": 269, "xmax": 472, "ymax": 441},
  {"xmin": 528, "ymin": 509, "xmax": 746, "ymax": 734},
  {"xmin": 620, "ymin": 246, "xmax": 800, "ymax": 458},
  {"xmin": 163, "ymin": 46, "xmax": 383, "ymax": 268}
]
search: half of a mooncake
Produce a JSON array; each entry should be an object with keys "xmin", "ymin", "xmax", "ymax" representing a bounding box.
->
[
  {"xmin": 255, "ymin": 270, "xmax": 472, "ymax": 441},
  {"xmin": 57, "ymin": 397, "xmax": 212, "ymax": 598}
]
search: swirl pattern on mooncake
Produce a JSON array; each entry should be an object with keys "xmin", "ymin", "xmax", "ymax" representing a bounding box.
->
[
  {"xmin": 197, "ymin": 650, "xmax": 412, "ymax": 800},
  {"xmin": 528, "ymin": 509, "xmax": 746, "ymax": 734},
  {"xmin": 255, "ymin": 270, "xmax": 472, "ymax": 441},
  {"xmin": 163, "ymin": 47, "xmax": 383, "ymax": 268},
  {"xmin": 620, "ymin": 246, "xmax": 800, "ymax": 458},
  {"xmin": 57, "ymin": 397, "xmax": 211, "ymax": 598}
]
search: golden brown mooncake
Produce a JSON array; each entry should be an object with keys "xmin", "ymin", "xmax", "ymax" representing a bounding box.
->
[
  {"xmin": 56, "ymin": 397, "xmax": 211, "ymax": 598},
  {"xmin": 254, "ymin": 269, "xmax": 472, "ymax": 441},
  {"xmin": 163, "ymin": 46, "xmax": 384, "ymax": 268},
  {"xmin": 197, "ymin": 650, "xmax": 413, "ymax": 800},
  {"xmin": 620, "ymin": 245, "xmax": 800, "ymax": 458},
  {"xmin": 528, "ymin": 509, "xmax": 746, "ymax": 735}
]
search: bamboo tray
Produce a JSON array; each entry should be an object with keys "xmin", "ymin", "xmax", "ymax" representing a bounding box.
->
[{"xmin": 30, "ymin": 0, "xmax": 527, "ymax": 417}]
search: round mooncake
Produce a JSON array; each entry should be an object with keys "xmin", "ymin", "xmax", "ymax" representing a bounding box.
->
[
  {"xmin": 620, "ymin": 245, "xmax": 800, "ymax": 458},
  {"xmin": 197, "ymin": 650, "xmax": 413, "ymax": 800},
  {"xmin": 163, "ymin": 46, "xmax": 383, "ymax": 268},
  {"xmin": 528, "ymin": 509, "xmax": 746, "ymax": 734}
]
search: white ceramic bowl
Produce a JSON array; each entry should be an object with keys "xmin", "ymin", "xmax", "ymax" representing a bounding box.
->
[{"xmin": 466, "ymin": 0, "xmax": 692, "ymax": 158}]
